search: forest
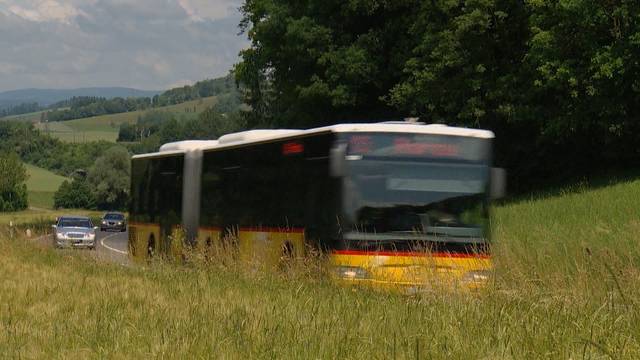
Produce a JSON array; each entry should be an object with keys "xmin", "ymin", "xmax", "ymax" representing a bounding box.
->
[{"xmin": 234, "ymin": 0, "xmax": 640, "ymax": 192}]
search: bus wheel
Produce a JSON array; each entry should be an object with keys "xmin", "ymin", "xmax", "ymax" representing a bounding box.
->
[
  {"xmin": 204, "ymin": 237, "xmax": 212, "ymax": 259},
  {"xmin": 147, "ymin": 234, "xmax": 156, "ymax": 258}
]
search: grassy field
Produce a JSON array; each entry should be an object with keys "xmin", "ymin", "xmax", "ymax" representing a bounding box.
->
[
  {"xmin": 1, "ymin": 110, "xmax": 49, "ymax": 123},
  {"xmin": 0, "ymin": 209, "xmax": 103, "ymax": 225},
  {"xmin": 25, "ymin": 163, "xmax": 69, "ymax": 209},
  {"xmin": 1, "ymin": 179, "xmax": 640, "ymax": 358},
  {"xmin": 34, "ymin": 97, "xmax": 218, "ymax": 142}
]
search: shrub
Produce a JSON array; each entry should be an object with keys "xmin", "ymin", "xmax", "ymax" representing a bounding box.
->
[
  {"xmin": 53, "ymin": 179, "xmax": 95, "ymax": 209},
  {"xmin": 0, "ymin": 153, "xmax": 28, "ymax": 212}
]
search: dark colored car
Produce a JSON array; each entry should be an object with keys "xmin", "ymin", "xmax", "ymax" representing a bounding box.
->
[
  {"xmin": 52, "ymin": 216, "xmax": 97, "ymax": 249},
  {"xmin": 100, "ymin": 212, "xmax": 127, "ymax": 232}
]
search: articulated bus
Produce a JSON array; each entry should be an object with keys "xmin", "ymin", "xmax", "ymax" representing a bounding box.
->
[{"xmin": 129, "ymin": 122, "xmax": 505, "ymax": 291}]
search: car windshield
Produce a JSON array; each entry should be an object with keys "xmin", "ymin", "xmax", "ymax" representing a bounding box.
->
[
  {"xmin": 104, "ymin": 214, "xmax": 124, "ymax": 220},
  {"xmin": 58, "ymin": 219, "xmax": 92, "ymax": 228}
]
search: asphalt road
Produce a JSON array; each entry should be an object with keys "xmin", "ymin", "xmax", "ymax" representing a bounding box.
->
[{"xmin": 95, "ymin": 229, "xmax": 130, "ymax": 265}]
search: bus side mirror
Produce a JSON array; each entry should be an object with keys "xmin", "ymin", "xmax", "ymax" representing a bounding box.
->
[
  {"xmin": 330, "ymin": 142, "xmax": 347, "ymax": 177},
  {"xmin": 491, "ymin": 167, "xmax": 506, "ymax": 199}
]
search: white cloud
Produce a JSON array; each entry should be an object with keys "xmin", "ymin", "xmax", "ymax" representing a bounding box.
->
[
  {"xmin": 134, "ymin": 52, "xmax": 172, "ymax": 76},
  {"xmin": 7, "ymin": 5, "xmax": 41, "ymax": 21},
  {"xmin": 177, "ymin": 0, "xmax": 239, "ymax": 21},
  {"xmin": 4, "ymin": 0, "xmax": 84, "ymax": 24},
  {"xmin": 0, "ymin": 0, "xmax": 248, "ymax": 91},
  {"xmin": 0, "ymin": 61, "xmax": 25, "ymax": 74},
  {"xmin": 164, "ymin": 79, "xmax": 195, "ymax": 89}
]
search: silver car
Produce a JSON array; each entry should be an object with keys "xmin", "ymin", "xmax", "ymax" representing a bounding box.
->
[{"xmin": 52, "ymin": 216, "xmax": 98, "ymax": 249}]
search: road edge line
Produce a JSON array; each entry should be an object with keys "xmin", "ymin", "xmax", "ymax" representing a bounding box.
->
[{"xmin": 101, "ymin": 232, "xmax": 128, "ymax": 255}]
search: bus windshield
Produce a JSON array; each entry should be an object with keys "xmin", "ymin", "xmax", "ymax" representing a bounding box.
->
[{"xmin": 342, "ymin": 133, "xmax": 490, "ymax": 245}]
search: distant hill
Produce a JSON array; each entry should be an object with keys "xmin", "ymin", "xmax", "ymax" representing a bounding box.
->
[
  {"xmin": 0, "ymin": 87, "xmax": 162, "ymax": 108},
  {"xmin": 35, "ymin": 96, "xmax": 219, "ymax": 143}
]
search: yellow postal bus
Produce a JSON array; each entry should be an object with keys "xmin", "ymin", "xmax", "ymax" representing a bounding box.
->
[{"xmin": 128, "ymin": 122, "xmax": 504, "ymax": 291}]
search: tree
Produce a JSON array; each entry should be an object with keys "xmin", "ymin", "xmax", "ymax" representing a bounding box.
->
[
  {"xmin": 520, "ymin": 0, "xmax": 640, "ymax": 177},
  {"xmin": 53, "ymin": 178, "xmax": 95, "ymax": 209},
  {"xmin": 87, "ymin": 146, "xmax": 131, "ymax": 210},
  {"xmin": 385, "ymin": 0, "xmax": 536, "ymax": 189},
  {"xmin": 235, "ymin": 0, "xmax": 640, "ymax": 192},
  {"xmin": 0, "ymin": 153, "xmax": 28, "ymax": 211},
  {"xmin": 117, "ymin": 123, "xmax": 138, "ymax": 142},
  {"xmin": 235, "ymin": 0, "xmax": 417, "ymax": 128},
  {"xmin": 182, "ymin": 108, "xmax": 247, "ymax": 140}
]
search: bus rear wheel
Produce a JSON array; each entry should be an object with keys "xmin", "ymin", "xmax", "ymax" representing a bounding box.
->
[{"xmin": 147, "ymin": 235, "xmax": 156, "ymax": 258}]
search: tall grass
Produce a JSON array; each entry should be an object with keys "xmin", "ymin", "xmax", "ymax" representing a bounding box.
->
[{"xmin": 1, "ymin": 180, "xmax": 640, "ymax": 358}]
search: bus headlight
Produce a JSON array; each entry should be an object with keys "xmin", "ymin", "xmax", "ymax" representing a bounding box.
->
[
  {"xmin": 334, "ymin": 266, "xmax": 369, "ymax": 279},
  {"xmin": 462, "ymin": 270, "xmax": 491, "ymax": 283}
]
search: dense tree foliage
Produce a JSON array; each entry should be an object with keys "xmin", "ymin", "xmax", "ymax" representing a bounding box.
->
[
  {"xmin": 53, "ymin": 178, "xmax": 95, "ymax": 210},
  {"xmin": 235, "ymin": 0, "xmax": 414, "ymax": 128},
  {"xmin": 0, "ymin": 152, "xmax": 28, "ymax": 212},
  {"xmin": 46, "ymin": 96, "xmax": 152, "ymax": 122},
  {"xmin": 52, "ymin": 146, "xmax": 131, "ymax": 211},
  {"xmin": 236, "ymin": 0, "xmax": 640, "ymax": 191},
  {"xmin": 0, "ymin": 121, "xmax": 129, "ymax": 210},
  {"xmin": 117, "ymin": 111, "xmax": 175, "ymax": 143},
  {"xmin": 152, "ymin": 74, "xmax": 240, "ymax": 107},
  {"xmin": 87, "ymin": 146, "xmax": 131, "ymax": 210},
  {"xmin": 0, "ymin": 102, "xmax": 42, "ymax": 118},
  {"xmin": 0, "ymin": 121, "xmax": 113, "ymax": 177},
  {"xmin": 121, "ymin": 103, "xmax": 247, "ymax": 154}
]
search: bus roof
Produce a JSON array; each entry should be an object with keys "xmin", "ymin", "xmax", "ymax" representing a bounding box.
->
[
  {"xmin": 316, "ymin": 123, "xmax": 494, "ymax": 139},
  {"xmin": 198, "ymin": 123, "xmax": 494, "ymax": 152},
  {"xmin": 131, "ymin": 149, "xmax": 186, "ymax": 160},
  {"xmin": 132, "ymin": 140, "xmax": 219, "ymax": 160},
  {"xmin": 159, "ymin": 140, "xmax": 219, "ymax": 152},
  {"xmin": 135, "ymin": 123, "xmax": 494, "ymax": 158}
]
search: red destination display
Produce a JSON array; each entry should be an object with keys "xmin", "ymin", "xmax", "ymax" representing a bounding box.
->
[
  {"xmin": 349, "ymin": 135, "xmax": 373, "ymax": 154},
  {"xmin": 393, "ymin": 137, "xmax": 459, "ymax": 157},
  {"xmin": 282, "ymin": 141, "xmax": 304, "ymax": 155},
  {"xmin": 348, "ymin": 134, "xmax": 461, "ymax": 158}
]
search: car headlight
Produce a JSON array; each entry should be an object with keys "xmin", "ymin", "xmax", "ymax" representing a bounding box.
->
[
  {"xmin": 117, "ymin": 221, "xmax": 122, "ymax": 225},
  {"xmin": 461, "ymin": 270, "xmax": 492, "ymax": 283},
  {"xmin": 102, "ymin": 221, "xmax": 107, "ymax": 225},
  {"xmin": 84, "ymin": 233, "xmax": 95, "ymax": 239},
  {"xmin": 56, "ymin": 232, "xmax": 65, "ymax": 239},
  {"xmin": 334, "ymin": 266, "xmax": 369, "ymax": 279}
]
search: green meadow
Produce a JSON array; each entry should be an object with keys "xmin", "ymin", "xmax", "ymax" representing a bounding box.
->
[
  {"xmin": 34, "ymin": 96, "xmax": 218, "ymax": 142},
  {"xmin": 24, "ymin": 163, "xmax": 69, "ymax": 209},
  {"xmin": 1, "ymin": 110, "xmax": 48, "ymax": 123},
  {"xmin": 1, "ymin": 179, "xmax": 640, "ymax": 358}
]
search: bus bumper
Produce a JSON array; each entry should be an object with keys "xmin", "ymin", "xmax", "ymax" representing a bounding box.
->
[{"xmin": 330, "ymin": 251, "xmax": 492, "ymax": 293}]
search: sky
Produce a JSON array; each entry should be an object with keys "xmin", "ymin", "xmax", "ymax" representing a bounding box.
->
[{"xmin": 0, "ymin": 0, "xmax": 248, "ymax": 92}]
